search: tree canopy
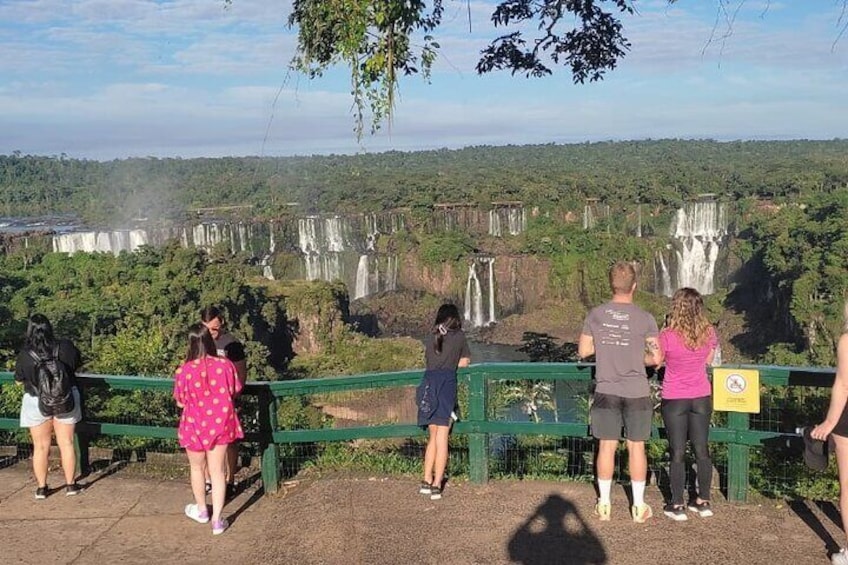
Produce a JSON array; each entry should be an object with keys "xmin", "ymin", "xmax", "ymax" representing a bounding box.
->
[{"xmin": 288, "ymin": 0, "xmax": 639, "ymax": 136}]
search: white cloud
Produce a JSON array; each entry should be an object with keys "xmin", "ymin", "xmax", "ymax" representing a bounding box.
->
[{"xmin": 1, "ymin": 0, "xmax": 847, "ymax": 159}]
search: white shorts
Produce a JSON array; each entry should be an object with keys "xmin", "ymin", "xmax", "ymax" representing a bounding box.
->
[{"xmin": 19, "ymin": 387, "xmax": 82, "ymax": 428}]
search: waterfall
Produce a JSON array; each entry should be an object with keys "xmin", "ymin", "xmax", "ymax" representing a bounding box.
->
[
  {"xmin": 364, "ymin": 214, "xmax": 379, "ymax": 251},
  {"xmin": 489, "ymin": 210, "xmax": 502, "ymax": 237},
  {"xmin": 354, "ymin": 255, "xmax": 370, "ymax": 299},
  {"xmin": 268, "ymin": 221, "xmax": 276, "ymax": 254},
  {"xmin": 464, "ymin": 258, "xmax": 496, "ymax": 328},
  {"xmin": 489, "ymin": 207, "xmax": 526, "ymax": 237},
  {"xmin": 385, "ymin": 256, "xmax": 398, "ymax": 291},
  {"xmin": 487, "ymin": 257, "xmax": 496, "ymax": 323},
  {"xmin": 655, "ymin": 249, "xmax": 673, "ymax": 297},
  {"xmin": 507, "ymin": 208, "xmax": 525, "ymax": 235},
  {"xmin": 669, "ymin": 201, "xmax": 727, "ymax": 295},
  {"xmin": 325, "ymin": 217, "xmax": 345, "ymax": 252},
  {"xmin": 53, "ymin": 230, "xmax": 149, "ymax": 255},
  {"xmin": 261, "ymin": 255, "xmax": 275, "ymax": 280},
  {"xmin": 298, "ymin": 216, "xmax": 345, "ymax": 282},
  {"xmin": 583, "ymin": 205, "xmax": 594, "ymax": 230},
  {"xmin": 464, "ymin": 263, "xmax": 484, "ymax": 327},
  {"xmin": 236, "ymin": 222, "xmax": 249, "ymax": 253}
]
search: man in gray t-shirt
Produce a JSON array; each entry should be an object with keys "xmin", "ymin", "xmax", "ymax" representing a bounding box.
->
[{"xmin": 578, "ymin": 261, "xmax": 661, "ymax": 524}]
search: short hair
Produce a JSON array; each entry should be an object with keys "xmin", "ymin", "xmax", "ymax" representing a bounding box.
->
[
  {"xmin": 609, "ymin": 261, "xmax": 636, "ymax": 294},
  {"xmin": 200, "ymin": 306, "xmax": 222, "ymax": 324}
]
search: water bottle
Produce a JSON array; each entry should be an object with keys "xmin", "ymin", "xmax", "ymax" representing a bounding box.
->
[{"xmin": 711, "ymin": 343, "xmax": 722, "ymax": 367}]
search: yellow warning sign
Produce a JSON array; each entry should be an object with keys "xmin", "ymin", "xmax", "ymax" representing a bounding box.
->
[{"xmin": 712, "ymin": 368, "xmax": 760, "ymax": 413}]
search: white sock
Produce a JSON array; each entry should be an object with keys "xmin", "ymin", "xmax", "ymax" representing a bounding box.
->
[
  {"xmin": 598, "ymin": 479, "xmax": 612, "ymax": 504},
  {"xmin": 632, "ymin": 480, "xmax": 646, "ymax": 507}
]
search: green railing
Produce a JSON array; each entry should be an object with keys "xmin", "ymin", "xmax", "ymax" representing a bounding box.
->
[{"xmin": 0, "ymin": 363, "xmax": 837, "ymax": 502}]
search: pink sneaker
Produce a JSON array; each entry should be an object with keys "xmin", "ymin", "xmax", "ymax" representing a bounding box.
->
[{"xmin": 212, "ymin": 518, "xmax": 229, "ymax": 535}]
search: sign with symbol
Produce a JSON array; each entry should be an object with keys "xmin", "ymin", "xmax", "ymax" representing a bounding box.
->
[{"xmin": 712, "ymin": 368, "xmax": 760, "ymax": 413}]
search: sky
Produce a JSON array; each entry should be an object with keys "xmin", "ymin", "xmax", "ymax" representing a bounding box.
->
[{"xmin": 1, "ymin": 0, "xmax": 847, "ymax": 160}]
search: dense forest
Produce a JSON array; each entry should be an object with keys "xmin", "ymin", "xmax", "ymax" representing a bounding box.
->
[
  {"xmin": 0, "ymin": 139, "xmax": 847, "ymax": 372},
  {"xmin": 3, "ymin": 139, "xmax": 848, "ymax": 224}
]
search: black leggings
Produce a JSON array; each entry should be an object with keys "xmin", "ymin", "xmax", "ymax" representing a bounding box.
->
[{"xmin": 661, "ymin": 395, "xmax": 712, "ymax": 505}]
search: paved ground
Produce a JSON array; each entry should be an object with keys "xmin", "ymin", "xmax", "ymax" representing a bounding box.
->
[{"xmin": 1, "ymin": 461, "xmax": 846, "ymax": 565}]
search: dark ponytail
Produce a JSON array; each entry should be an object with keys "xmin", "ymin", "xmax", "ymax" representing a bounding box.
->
[{"xmin": 433, "ymin": 304, "xmax": 462, "ymax": 354}]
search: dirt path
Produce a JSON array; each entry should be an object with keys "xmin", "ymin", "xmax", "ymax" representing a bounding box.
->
[{"xmin": 0, "ymin": 463, "xmax": 843, "ymax": 564}]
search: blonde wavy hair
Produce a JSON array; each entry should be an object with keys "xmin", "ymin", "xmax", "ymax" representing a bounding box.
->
[{"xmin": 667, "ymin": 287, "xmax": 713, "ymax": 349}]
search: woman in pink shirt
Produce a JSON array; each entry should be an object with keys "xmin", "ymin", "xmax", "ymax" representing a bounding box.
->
[
  {"xmin": 173, "ymin": 324, "xmax": 244, "ymax": 535},
  {"xmin": 658, "ymin": 288, "xmax": 718, "ymax": 521}
]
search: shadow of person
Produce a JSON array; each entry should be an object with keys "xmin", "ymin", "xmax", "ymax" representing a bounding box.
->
[
  {"xmin": 789, "ymin": 498, "xmax": 841, "ymax": 555},
  {"xmin": 507, "ymin": 494, "xmax": 607, "ymax": 565}
]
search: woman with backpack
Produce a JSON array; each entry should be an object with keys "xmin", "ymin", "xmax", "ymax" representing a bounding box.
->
[
  {"xmin": 173, "ymin": 323, "xmax": 244, "ymax": 535},
  {"xmin": 14, "ymin": 314, "xmax": 84, "ymax": 499}
]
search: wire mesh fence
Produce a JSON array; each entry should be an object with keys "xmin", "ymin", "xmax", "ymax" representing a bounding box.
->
[{"xmin": 0, "ymin": 366, "xmax": 840, "ymax": 502}]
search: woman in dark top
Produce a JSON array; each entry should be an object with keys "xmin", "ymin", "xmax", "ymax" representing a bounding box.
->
[
  {"xmin": 417, "ymin": 304, "xmax": 471, "ymax": 500},
  {"xmin": 14, "ymin": 314, "xmax": 84, "ymax": 499}
]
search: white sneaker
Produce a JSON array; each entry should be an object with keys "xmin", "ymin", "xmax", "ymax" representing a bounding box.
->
[
  {"xmin": 185, "ymin": 503, "xmax": 210, "ymax": 524},
  {"xmin": 832, "ymin": 548, "xmax": 848, "ymax": 565}
]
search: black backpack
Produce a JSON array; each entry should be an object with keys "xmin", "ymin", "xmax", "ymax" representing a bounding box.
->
[{"xmin": 28, "ymin": 344, "xmax": 75, "ymax": 417}]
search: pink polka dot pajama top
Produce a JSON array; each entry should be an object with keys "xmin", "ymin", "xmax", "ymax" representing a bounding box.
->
[{"xmin": 173, "ymin": 356, "xmax": 244, "ymax": 452}]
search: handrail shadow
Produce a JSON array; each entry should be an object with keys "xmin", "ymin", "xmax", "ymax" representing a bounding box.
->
[
  {"xmin": 226, "ymin": 470, "xmax": 265, "ymax": 525},
  {"xmin": 507, "ymin": 494, "xmax": 606, "ymax": 565},
  {"xmin": 789, "ymin": 498, "xmax": 841, "ymax": 555}
]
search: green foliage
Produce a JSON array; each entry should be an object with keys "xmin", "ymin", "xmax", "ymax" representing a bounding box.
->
[
  {"xmin": 7, "ymin": 140, "xmax": 848, "ymax": 221},
  {"xmin": 289, "ymin": 334, "xmax": 423, "ymax": 378},
  {"xmin": 0, "ymin": 246, "xmax": 289, "ymax": 380},
  {"xmin": 288, "ymin": 0, "xmax": 442, "ymax": 138},
  {"xmin": 90, "ymin": 319, "xmax": 171, "ymax": 376},
  {"xmin": 305, "ymin": 439, "xmax": 428, "ymax": 476},
  {"xmin": 417, "ymin": 231, "xmax": 474, "ymax": 265},
  {"xmin": 277, "ymin": 396, "xmax": 327, "ymax": 431},
  {"xmin": 744, "ymin": 187, "xmax": 848, "ymax": 365}
]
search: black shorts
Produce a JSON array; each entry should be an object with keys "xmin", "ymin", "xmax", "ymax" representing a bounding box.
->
[
  {"xmin": 590, "ymin": 393, "xmax": 653, "ymax": 441},
  {"xmin": 833, "ymin": 403, "xmax": 848, "ymax": 438}
]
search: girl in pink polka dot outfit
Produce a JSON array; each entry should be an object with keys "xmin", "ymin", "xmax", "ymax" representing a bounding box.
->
[{"xmin": 173, "ymin": 323, "xmax": 244, "ymax": 535}]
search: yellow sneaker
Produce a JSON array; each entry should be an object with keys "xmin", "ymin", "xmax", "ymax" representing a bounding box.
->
[
  {"xmin": 594, "ymin": 501, "xmax": 611, "ymax": 521},
  {"xmin": 632, "ymin": 503, "xmax": 653, "ymax": 523}
]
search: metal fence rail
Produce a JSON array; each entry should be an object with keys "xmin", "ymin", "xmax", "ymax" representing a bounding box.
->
[{"xmin": 0, "ymin": 363, "xmax": 837, "ymax": 502}]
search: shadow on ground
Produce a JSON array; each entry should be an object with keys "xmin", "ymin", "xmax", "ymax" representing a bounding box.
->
[{"xmin": 508, "ymin": 494, "xmax": 606, "ymax": 565}]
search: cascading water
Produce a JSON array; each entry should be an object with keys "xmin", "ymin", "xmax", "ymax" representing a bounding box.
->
[
  {"xmin": 489, "ymin": 210, "xmax": 502, "ymax": 237},
  {"xmin": 384, "ymin": 256, "xmax": 398, "ymax": 292},
  {"xmin": 52, "ymin": 230, "xmax": 149, "ymax": 255},
  {"xmin": 583, "ymin": 205, "xmax": 594, "ymax": 230},
  {"xmin": 487, "ymin": 257, "xmax": 496, "ymax": 323},
  {"xmin": 354, "ymin": 255, "xmax": 370, "ymax": 299},
  {"xmin": 669, "ymin": 201, "xmax": 728, "ymax": 295},
  {"xmin": 655, "ymin": 249, "xmax": 673, "ymax": 297},
  {"xmin": 464, "ymin": 257, "xmax": 496, "ymax": 328},
  {"xmin": 298, "ymin": 216, "xmax": 345, "ymax": 282},
  {"xmin": 464, "ymin": 263, "xmax": 485, "ymax": 328},
  {"xmin": 506, "ymin": 208, "xmax": 526, "ymax": 235},
  {"xmin": 488, "ymin": 207, "xmax": 526, "ymax": 237}
]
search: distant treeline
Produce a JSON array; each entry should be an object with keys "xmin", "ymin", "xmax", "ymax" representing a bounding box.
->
[{"xmin": 2, "ymin": 139, "xmax": 848, "ymax": 224}]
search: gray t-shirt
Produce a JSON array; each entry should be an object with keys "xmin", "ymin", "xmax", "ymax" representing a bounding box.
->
[
  {"xmin": 582, "ymin": 301, "xmax": 659, "ymax": 398},
  {"xmin": 425, "ymin": 330, "xmax": 471, "ymax": 371}
]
